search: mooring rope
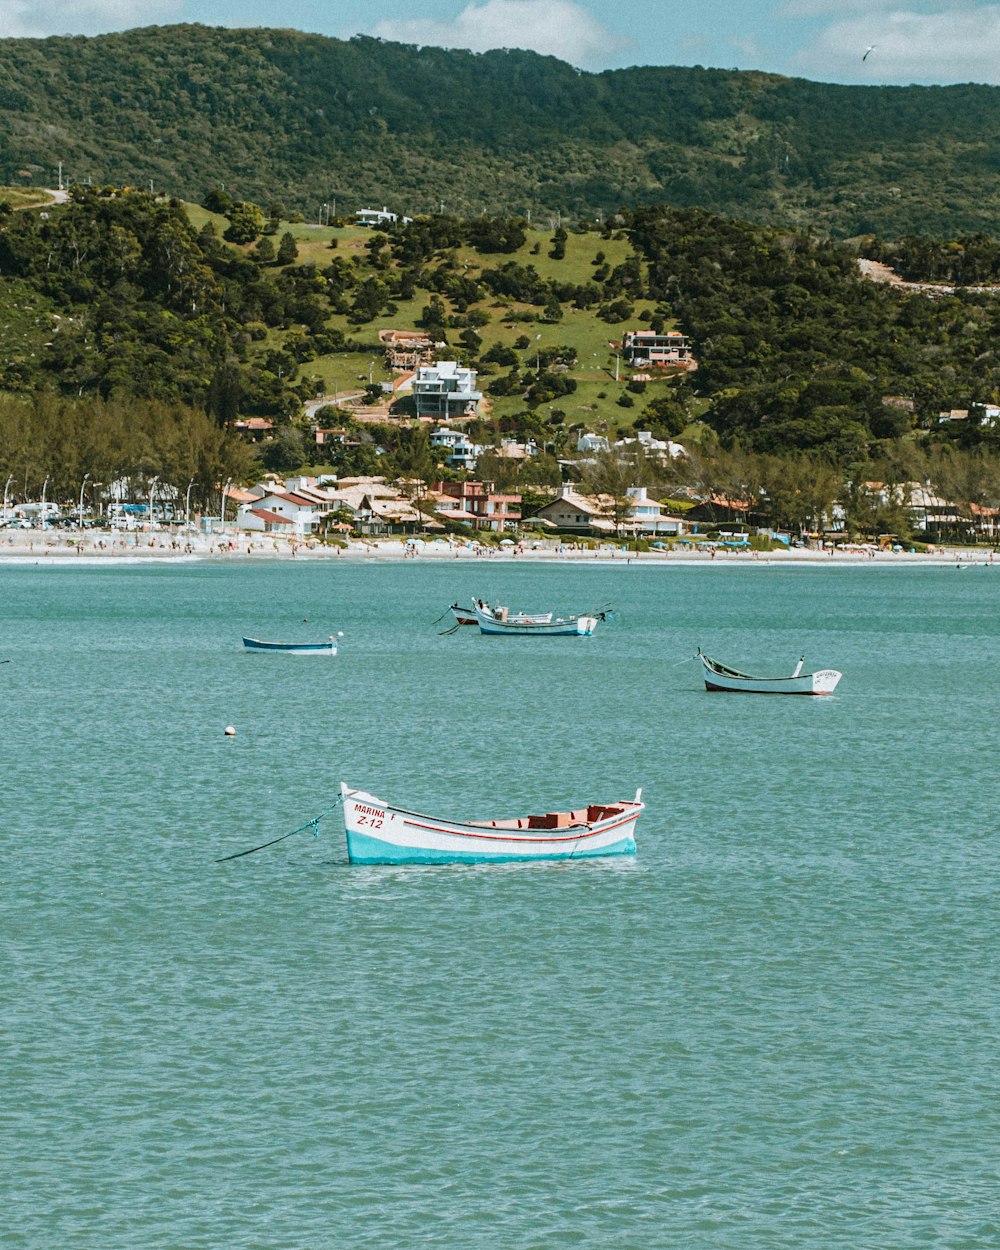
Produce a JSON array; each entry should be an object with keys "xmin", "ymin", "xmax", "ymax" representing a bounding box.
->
[{"xmin": 215, "ymin": 796, "xmax": 343, "ymax": 862}]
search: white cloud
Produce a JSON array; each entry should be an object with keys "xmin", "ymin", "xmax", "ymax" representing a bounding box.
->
[
  {"xmin": 0, "ymin": 0, "xmax": 181, "ymax": 39},
  {"xmin": 370, "ymin": 0, "xmax": 629, "ymax": 69},
  {"xmin": 794, "ymin": 6, "xmax": 1000, "ymax": 83}
]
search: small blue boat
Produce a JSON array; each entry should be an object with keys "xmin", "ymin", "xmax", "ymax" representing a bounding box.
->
[{"xmin": 243, "ymin": 636, "xmax": 338, "ymax": 655}]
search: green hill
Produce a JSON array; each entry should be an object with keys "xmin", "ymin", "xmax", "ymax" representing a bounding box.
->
[{"xmin": 4, "ymin": 24, "xmax": 1000, "ymax": 236}]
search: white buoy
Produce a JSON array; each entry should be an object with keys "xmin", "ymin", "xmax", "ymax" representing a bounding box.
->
[
  {"xmin": 337, "ymin": 631, "xmax": 344, "ymax": 637},
  {"xmin": 224, "ymin": 725, "xmax": 237, "ymax": 737}
]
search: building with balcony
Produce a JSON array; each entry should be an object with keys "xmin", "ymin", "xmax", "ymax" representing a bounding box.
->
[
  {"xmin": 621, "ymin": 330, "xmax": 694, "ymax": 369},
  {"xmin": 413, "ymin": 360, "xmax": 482, "ymax": 419},
  {"xmin": 435, "ymin": 480, "xmax": 520, "ymax": 532}
]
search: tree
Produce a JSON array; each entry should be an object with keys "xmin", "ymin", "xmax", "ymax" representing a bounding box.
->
[
  {"xmin": 223, "ymin": 202, "xmax": 265, "ymax": 245},
  {"xmin": 252, "ymin": 235, "xmax": 276, "ymax": 265},
  {"xmin": 276, "ymin": 232, "xmax": 299, "ymax": 265},
  {"xmin": 202, "ymin": 188, "xmax": 232, "ymax": 215},
  {"xmin": 260, "ymin": 426, "xmax": 307, "ymax": 473},
  {"xmin": 580, "ymin": 446, "xmax": 652, "ymax": 534}
]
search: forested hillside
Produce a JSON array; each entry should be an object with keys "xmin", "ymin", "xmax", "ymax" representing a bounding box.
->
[{"xmin": 4, "ymin": 25, "xmax": 1000, "ymax": 236}]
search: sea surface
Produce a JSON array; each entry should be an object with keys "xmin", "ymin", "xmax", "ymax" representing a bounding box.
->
[{"xmin": 3, "ymin": 556, "xmax": 998, "ymax": 1249}]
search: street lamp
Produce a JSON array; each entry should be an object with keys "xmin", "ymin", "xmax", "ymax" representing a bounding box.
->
[
  {"xmin": 78, "ymin": 473, "xmax": 90, "ymax": 529},
  {"xmin": 185, "ymin": 479, "xmax": 197, "ymax": 526},
  {"xmin": 221, "ymin": 477, "xmax": 232, "ymax": 534}
]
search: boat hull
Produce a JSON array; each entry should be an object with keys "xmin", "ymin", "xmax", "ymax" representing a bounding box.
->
[
  {"xmin": 341, "ymin": 784, "xmax": 642, "ymax": 864},
  {"xmin": 243, "ymin": 637, "xmax": 337, "ymax": 654},
  {"xmin": 473, "ymin": 607, "xmax": 598, "ymax": 636},
  {"xmin": 699, "ymin": 656, "xmax": 840, "ymax": 694}
]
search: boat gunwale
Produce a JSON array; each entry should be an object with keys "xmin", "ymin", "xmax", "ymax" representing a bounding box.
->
[
  {"xmin": 698, "ymin": 652, "xmax": 834, "ymax": 682},
  {"xmin": 343, "ymin": 787, "xmax": 642, "ymax": 844}
]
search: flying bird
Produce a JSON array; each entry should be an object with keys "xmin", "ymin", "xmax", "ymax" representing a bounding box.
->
[{"xmin": 862, "ymin": 45, "xmax": 876, "ymax": 62}]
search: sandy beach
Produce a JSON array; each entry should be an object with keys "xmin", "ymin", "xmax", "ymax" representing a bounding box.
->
[{"xmin": 0, "ymin": 528, "xmax": 993, "ymax": 566}]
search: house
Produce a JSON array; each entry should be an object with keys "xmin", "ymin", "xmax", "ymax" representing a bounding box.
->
[
  {"xmin": 413, "ymin": 360, "xmax": 482, "ymax": 419},
  {"xmin": 614, "ymin": 430, "xmax": 686, "ymax": 460},
  {"xmin": 355, "ymin": 206, "xmax": 412, "ymax": 227},
  {"xmin": 429, "ymin": 426, "xmax": 484, "ymax": 471},
  {"xmin": 238, "ymin": 491, "xmax": 320, "ymax": 535},
  {"xmin": 577, "ymin": 432, "xmax": 610, "ymax": 454},
  {"xmin": 230, "ymin": 417, "xmax": 274, "ymax": 441},
  {"xmin": 353, "ymin": 493, "xmax": 423, "ymax": 535},
  {"xmin": 380, "ymin": 328, "xmax": 440, "ymax": 370},
  {"xmin": 621, "ymin": 330, "xmax": 695, "ymax": 369},
  {"xmin": 494, "ymin": 439, "xmax": 538, "ymax": 461},
  {"xmin": 529, "ymin": 486, "xmax": 615, "ymax": 534},
  {"xmin": 684, "ymin": 494, "xmax": 754, "ymax": 528},
  {"xmin": 239, "ymin": 508, "xmax": 298, "ymax": 535},
  {"xmin": 529, "ymin": 485, "xmax": 686, "ymax": 536},
  {"xmin": 623, "ymin": 487, "xmax": 688, "ymax": 536},
  {"xmin": 436, "ymin": 480, "xmax": 521, "ymax": 532}
]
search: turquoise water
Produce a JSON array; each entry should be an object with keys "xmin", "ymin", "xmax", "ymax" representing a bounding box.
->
[{"xmin": 4, "ymin": 558, "xmax": 999, "ymax": 1249}]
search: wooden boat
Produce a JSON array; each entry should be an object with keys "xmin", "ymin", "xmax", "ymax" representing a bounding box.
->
[
  {"xmin": 449, "ymin": 603, "xmax": 479, "ymax": 626},
  {"xmin": 698, "ymin": 649, "xmax": 841, "ymax": 695},
  {"xmin": 450, "ymin": 600, "xmax": 553, "ymax": 626},
  {"xmin": 341, "ymin": 782, "xmax": 643, "ymax": 864},
  {"xmin": 472, "ymin": 601, "xmax": 600, "ymax": 636},
  {"xmin": 243, "ymin": 636, "xmax": 338, "ymax": 655}
]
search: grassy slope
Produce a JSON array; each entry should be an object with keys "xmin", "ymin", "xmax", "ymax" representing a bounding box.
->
[{"xmin": 248, "ymin": 216, "xmax": 682, "ymax": 433}]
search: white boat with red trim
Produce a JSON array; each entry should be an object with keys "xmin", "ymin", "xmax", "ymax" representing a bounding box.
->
[
  {"xmin": 698, "ymin": 649, "xmax": 841, "ymax": 695},
  {"xmin": 341, "ymin": 782, "xmax": 643, "ymax": 864}
]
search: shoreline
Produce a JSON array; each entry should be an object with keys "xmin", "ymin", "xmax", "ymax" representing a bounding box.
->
[{"xmin": 0, "ymin": 529, "xmax": 995, "ymax": 567}]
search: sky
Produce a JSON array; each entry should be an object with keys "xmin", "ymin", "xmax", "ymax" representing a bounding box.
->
[{"xmin": 2, "ymin": 0, "xmax": 1000, "ymax": 87}]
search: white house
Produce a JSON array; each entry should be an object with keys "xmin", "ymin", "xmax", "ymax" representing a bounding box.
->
[
  {"xmin": 577, "ymin": 432, "xmax": 610, "ymax": 454},
  {"xmin": 621, "ymin": 329, "xmax": 694, "ymax": 368},
  {"xmin": 355, "ymin": 206, "xmax": 412, "ymax": 227},
  {"xmin": 239, "ymin": 508, "xmax": 298, "ymax": 536},
  {"xmin": 614, "ymin": 430, "xmax": 686, "ymax": 459},
  {"xmin": 429, "ymin": 426, "xmax": 484, "ymax": 470},
  {"xmin": 413, "ymin": 360, "xmax": 482, "ymax": 419},
  {"xmin": 237, "ymin": 491, "xmax": 319, "ymax": 536},
  {"xmin": 623, "ymin": 487, "xmax": 687, "ymax": 535}
]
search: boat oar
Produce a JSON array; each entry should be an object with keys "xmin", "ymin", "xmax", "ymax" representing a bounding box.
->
[{"xmin": 215, "ymin": 798, "xmax": 342, "ymax": 862}]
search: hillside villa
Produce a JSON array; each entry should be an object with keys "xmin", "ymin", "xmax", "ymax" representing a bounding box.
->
[
  {"xmin": 412, "ymin": 360, "xmax": 482, "ymax": 419},
  {"xmin": 621, "ymin": 329, "xmax": 696, "ymax": 370}
]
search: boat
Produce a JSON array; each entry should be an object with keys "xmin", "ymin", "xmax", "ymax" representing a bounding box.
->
[
  {"xmin": 450, "ymin": 599, "xmax": 553, "ymax": 627},
  {"xmin": 449, "ymin": 603, "xmax": 479, "ymax": 626},
  {"xmin": 472, "ymin": 600, "xmax": 601, "ymax": 636},
  {"xmin": 697, "ymin": 649, "xmax": 841, "ymax": 695},
  {"xmin": 243, "ymin": 636, "xmax": 338, "ymax": 655},
  {"xmin": 341, "ymin": 782, "xmax": 643, "ymax": 864}
]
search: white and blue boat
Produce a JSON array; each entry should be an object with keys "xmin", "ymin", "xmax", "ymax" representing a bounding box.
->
[
  {"xmin": 471, "ymin": 600, "xmax": 601, "ymax": 636},
  {"xmin": 341, "ymin": 782, "xmax": 643, "ymax": 865},
  {"xmin": 243, "ymin": 635, "xmax": 338, "ymax": 655}
]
